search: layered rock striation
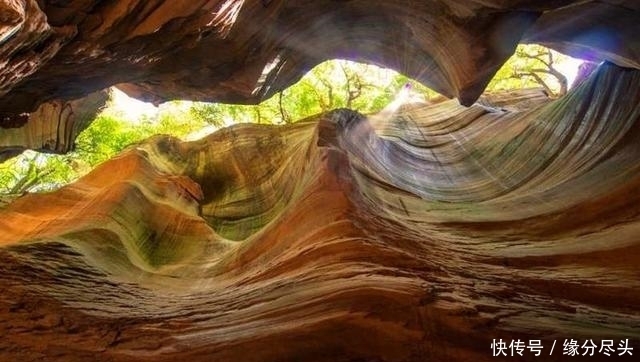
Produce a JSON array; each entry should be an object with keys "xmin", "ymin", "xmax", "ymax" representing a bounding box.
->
[
  {"xmin": 2, "ymin": 1, "xmax": 640, "ymax": 361},
  {"xmin": 0, "ymin": 63, "xmax": 638, "ymax": 361}
]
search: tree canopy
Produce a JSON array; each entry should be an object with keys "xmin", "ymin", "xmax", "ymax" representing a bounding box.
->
[
  {"xmin": 488, "ymin": 44, "xmax": 569, "ymax": 97},
  {"xmin": 0, "ymin": 44, "xmax": 581, "ymax": 199},
  {"xmin": 189, "ymin": 59, "xmax": 436, "ymax": 127}
]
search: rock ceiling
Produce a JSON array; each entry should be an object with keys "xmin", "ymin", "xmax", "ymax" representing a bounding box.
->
[
  {"xmin": 0, "ymin": 1, "xmax": 639, "ymax": 361},
  {"xmin": 1, "ymin": 0, "xmax": 639, "ymax": 115}
]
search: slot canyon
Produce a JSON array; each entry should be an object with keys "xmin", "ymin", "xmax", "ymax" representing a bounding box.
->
[{"xmin": 0, "ymin": 1, "xmax": 639, "ymax": 361}]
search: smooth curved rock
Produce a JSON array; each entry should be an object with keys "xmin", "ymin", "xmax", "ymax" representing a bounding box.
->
[{"xmin": 0, "ymin": 63, "xmax": 638, "ymax": 361}]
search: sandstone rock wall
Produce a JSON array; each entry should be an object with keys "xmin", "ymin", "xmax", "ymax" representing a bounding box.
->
[{"xmin": 0, "ymin": 63, "xmax": 638, "ymax": 361}]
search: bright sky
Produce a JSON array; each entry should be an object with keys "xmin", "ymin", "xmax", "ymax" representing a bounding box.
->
[
  {"xmin": 110, "ymin": 88, "xmax": 159, "ymax": 120},
  {"xmin": 556, "ymin": 56, "xmax": 583, "ymax": 86}
]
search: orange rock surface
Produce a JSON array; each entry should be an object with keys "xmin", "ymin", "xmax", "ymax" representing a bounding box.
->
[
  {"xmin": 1, "ymin": 1, "xmax": 640, "ymax": 361},
  {"xmin": 0, "ymin": 63, "xmax": 638, "ymax": 361}
]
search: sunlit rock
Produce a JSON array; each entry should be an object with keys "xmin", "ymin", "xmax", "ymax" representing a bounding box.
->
[
  {"xmin": 1, "ymin": 1, "xmax": 639, "ymax": 361},
  {"xmin": 0, "ymin": 63, "xmax": 638, "ymax": 361}
]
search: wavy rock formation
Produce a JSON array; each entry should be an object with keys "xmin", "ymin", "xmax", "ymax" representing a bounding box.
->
[
  {"xmin": 0, "ymin": 63, "xmax": 638, "ymax": 361},
  {"xmin": 2, "ymin": 1, "xmax": 640, "ymax": 361}
]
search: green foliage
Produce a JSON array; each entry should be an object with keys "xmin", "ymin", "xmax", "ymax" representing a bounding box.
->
[
  {"xmin": 74, "ymin": 113, "xmax": 145, "ymax": 167},
  {"xmin": 0, "ymin": 152, "xmax": 77, "ymax": 194},
  {"xmin": 142, "ymin": 101, "xmax": 209, "ymax": 137},
  {"xmin": 0, "ymin": 102, "xmax": 208, "ymax": 196},
  {"xmin": 190, "ymin": 60, "xmax": 437, "ymax": 126},
  {"xmin": 1, "ymin": 45, "xmax": 573, "ymax": 196},
  {"xmin": 488, "ymin": 44, "xmax": 569, "ymax": 96}
]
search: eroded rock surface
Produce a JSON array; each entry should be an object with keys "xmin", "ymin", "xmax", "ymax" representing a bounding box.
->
[
  {"xmin": 0, "ymin": 0, "xmax": 639, "ymax": 118},
  {"xmin": 0, "ymin": 63, "xmax": 638, "ymax": 361},
  {"xmin": 0, "ymin": 89, "xmax": 108, "ymax": 162}
]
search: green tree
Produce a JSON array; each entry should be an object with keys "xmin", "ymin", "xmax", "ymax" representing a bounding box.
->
[
  {"xmin": 0, "ymin": 100, "xmax": 209, "ymax": 197},
  {"xmin": 488, "ymin": 44, "xmax": 568, "ymax": 97},
  {"xmin": 1, "ymin": 45, "xmax": 575, "ymax": 197},
  {"xmin": 190, "ymin": 59, "xmax": 437, "ymax": 126},
  {"xmin": 0, "ymin": 151, "xmax": 77, "ymax": 196}
]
